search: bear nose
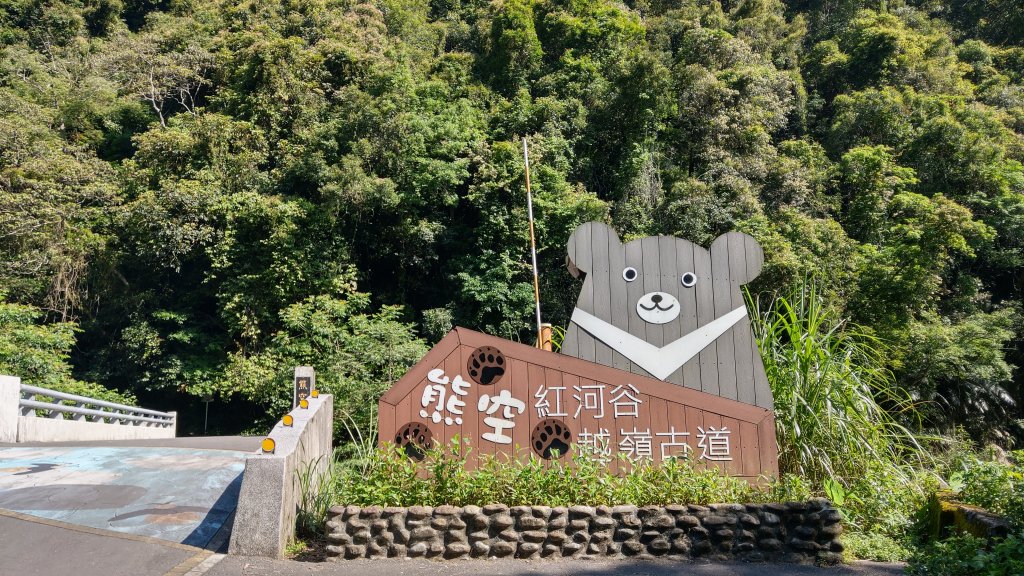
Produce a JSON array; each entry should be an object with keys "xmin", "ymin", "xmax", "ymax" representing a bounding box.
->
[{"xmin": 651, "ymin": 294, "xmax": 663, "ymax": 304}]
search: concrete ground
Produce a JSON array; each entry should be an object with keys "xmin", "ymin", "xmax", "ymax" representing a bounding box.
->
[
  {"xmin": 0, "ymin": 436, "xmax": 261, "ymax": 546},
  {"xmin": 0, "ymin": 509, "xmax": 205, "ymax": 576}
]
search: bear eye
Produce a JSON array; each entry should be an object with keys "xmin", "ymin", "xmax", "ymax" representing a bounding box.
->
[
  {"xmin": 681, "ymin": 272, "xmax": 697, "ymax": 287},
  {"xmin": 622, "ymin": 267, "xmax": 638, "ymax": 282}
]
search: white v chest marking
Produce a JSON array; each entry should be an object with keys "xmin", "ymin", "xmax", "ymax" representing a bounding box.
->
[{"xmin": 570, "ymin": 306, "xmax": 749, "ymax": 380}]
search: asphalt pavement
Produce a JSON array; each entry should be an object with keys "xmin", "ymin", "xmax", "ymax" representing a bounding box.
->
[
  {"xmin": 0, "ymin": 510, "xmax": 906, "ymax": 576},
  {"xmin": 205, "ymin": 555, "xmax": 906, "ymax": 576},
  {"xmin": 0, "ymin": 442, "xmax": 253, "ymax": 545}
]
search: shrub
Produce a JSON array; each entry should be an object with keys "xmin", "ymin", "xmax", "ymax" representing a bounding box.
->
[
  {"xmin": 206, "ymin": 293, "xmax": 428, "ymax": 442},
  {"xmin": 330, "ymin": 438, "xmax": 813, "ymax": 508},
  {"xmin": 954, "ymin": 453, "xmax": 1024, "ymax": 528},
  {"xmin": 906, "ymin": 533, "xmax": 988, "ymax": 576},
  {"xmin": 842, "ymin": 532, "xmax": 912, "ymax": 562},
  {"xmin": 907, "ymin": 532, "xmax": 1024, "ymax": 576}
]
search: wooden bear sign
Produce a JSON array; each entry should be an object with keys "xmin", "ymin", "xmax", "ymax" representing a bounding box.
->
[
  {"xmin": 562, "ymin": 222, "xmax": 773, "ymax": 410},
  {"xmin": 378, "ymin": 223, "xmax": 779, "ymax": 480}
]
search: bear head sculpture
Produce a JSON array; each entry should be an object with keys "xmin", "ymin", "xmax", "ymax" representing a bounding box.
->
[{"xmin": 560, "ymin": 222, "xmax": 773, "ymax": 409}]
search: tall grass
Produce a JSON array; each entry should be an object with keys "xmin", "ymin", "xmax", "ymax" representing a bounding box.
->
[
  {"xmin": 749, "ymin": 281, "xmax": 928, "ymax": 486},
  {"xmin": 336, "ymin": 408, "xmax": 378, "ymax": 476},
  {"xmin": 295, "ymin": 454, "xmax": 336, "ymax": 536}
]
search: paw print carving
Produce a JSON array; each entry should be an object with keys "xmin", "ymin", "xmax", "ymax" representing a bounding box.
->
[
  {"xmin": 467, "ymin": 346, "xmax": 506, "ymax": 386},
  {"xmin": 394, "ymin": 421, "xmax": 433, "ymax": 461},
  {"xmin": 531, "ymin": 418, "xmax": 573, "ymax": 460}
]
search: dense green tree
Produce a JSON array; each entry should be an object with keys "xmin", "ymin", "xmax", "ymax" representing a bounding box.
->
[
  {"xmin": 0, "ymin": 294, "xmax": 134, "ymax": 403},
  {"xmin": 1, "ymin": 0, "xmax": 1023, "ymax": 441},
  {"xmin": 208, "ymin": 291, "xmax": 428, "ymax": 437}
]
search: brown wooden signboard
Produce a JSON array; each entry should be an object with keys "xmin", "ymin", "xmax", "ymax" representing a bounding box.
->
[
  {"xmin": 379, "ymin": 223, "xmax": 779, "ymax": 480},
  {"xmin": 379, "ymin": 327, "xmax": 778, "ymax": 480}
]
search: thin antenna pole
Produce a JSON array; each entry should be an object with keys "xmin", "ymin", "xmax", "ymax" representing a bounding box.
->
[{"xmin": 522, "ymin": 137, "xmax": 543, "ymax": 348}]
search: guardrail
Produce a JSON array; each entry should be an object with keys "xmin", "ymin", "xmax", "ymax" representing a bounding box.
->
[
  {"xmin": 19, "ymin": 384, "xmax": 176, "ymax": 426},
  {"xmin": 0, "ymin": 375, "xmax": 176, "ymax": 442}
]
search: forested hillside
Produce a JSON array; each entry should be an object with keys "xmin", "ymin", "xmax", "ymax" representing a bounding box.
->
[{"xmin": 1, "ymin": 0, "xmax": 1022, "ymax": 441}]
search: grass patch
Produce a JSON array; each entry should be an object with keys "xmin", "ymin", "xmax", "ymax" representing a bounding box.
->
[{"xmin": 842, "ymin": 532, "xmax": 912, "ymax": 562}]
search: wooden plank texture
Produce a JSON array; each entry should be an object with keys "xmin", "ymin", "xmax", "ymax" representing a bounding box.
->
[
  {"xmin": 726, "ymin": 234, "xmax": 756, "ymax": 406},
  {"xmin": 377, "ymin": 326, "xmax": 778, "ymax": 480},
  {"xmin": 624, "ymin": 239, "xmax": 647, "ymax": 370},
  {"xmin": 675, "ymin": 241, "xmax": 701, "ymax": 391},
  {"xmin": 572, "ymin": 223, "xmax": 596, "ymax": 363},
  {"xmin": 443, "ymin": 347, "xmax": 461, "ymax": 450},
  {"xmin": 641, "ymin": 237, "xmax": 664, "ymax": 348},
  {"xmin": 710, "ymin": 236, "xmax": 738, "ymax": 403},
  {"xmin": 458, "ymin": 345, "xmax": 479, "ymax": 464},
  {"xmin": 608, "ymin": 228, "xmax": 632, "ymax": 373},
  {"xmin": 591, "ymin": 225, "xmax": 613, "ymax": 368},
  {"xmin": 693, "ymin": 246, "xmax": 720, "ymax": 398}
]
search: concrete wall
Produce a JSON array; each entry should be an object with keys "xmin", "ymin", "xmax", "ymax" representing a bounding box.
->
[
  {"xmin": 17, "ymin": 415, "xmax": 177, "ymax": 442},
  {"xmin": 325, "ymin": 500, "xmax": 844, "ymax": 565},
  {"xmin": 0, "ymin": 375, "xmax": 176, "ymax": 443},
  {"xmin": 0, "ymin": 376, "xmax": 19, "ymax": 442},
  {"xmin": 229, "ymin": 394, "xmax": 334, "ymax": 558},
  {"xmin": 926, "ymin": 491, "xmax": 1012, "ymax": 540}
]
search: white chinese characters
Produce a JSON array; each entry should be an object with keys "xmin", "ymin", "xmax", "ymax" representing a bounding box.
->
[
  {"xmin": 478, "ymin": 390, "xmax": 526, "ymax": 444},
  {"xmin": 419, "ymin": 369, "xmax": 469, "ymax": 425},
  {"xmin": 697, "ymin": 426, "xmax": 733, "ymax": 461},
  {"xmin": 534, "ymin": 385, "xmax": 568, "ymax": 418},
  {"xmin": 574, "ymin": 425, "xmax": 732, "ymax": 463},
  {"xmin": 608, "ymin": 384, "xmax": 641, "ymax": 418},
  {"xmin": 417, "ymin": 369, "xmax": 735, "ymax": 462}
]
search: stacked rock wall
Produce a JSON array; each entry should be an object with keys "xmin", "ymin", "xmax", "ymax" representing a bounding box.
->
[{"xmin": 325, "ymin": 499, "xmax": 843, "ymax": 564}]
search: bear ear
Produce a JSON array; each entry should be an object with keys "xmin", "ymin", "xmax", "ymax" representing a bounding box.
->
[
  {"xmin": 567, "ymin": 222, "xmax": 622, "ymax": 278},
  {"xmin": 709, "ymin": 232, "xmax": 763, "ymax": 285}
]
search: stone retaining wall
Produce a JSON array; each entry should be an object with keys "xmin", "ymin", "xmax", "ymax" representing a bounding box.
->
[{"xmin": 325, "ymin": 499, "xmax": 843, "ymax": 564}]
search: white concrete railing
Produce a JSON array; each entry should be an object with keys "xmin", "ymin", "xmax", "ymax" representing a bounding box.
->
[{"xmin": 0, "ymin": 375, "xmax": 176, "ymax": 443}]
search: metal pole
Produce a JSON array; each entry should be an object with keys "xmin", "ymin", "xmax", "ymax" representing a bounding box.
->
[
  {"xmin": 522, "ymin": 137, "xmax": 543, "ymax": 347},
  {"xmin": 204, "ymin": 400, "xmax": 209, "ymax": 434}
]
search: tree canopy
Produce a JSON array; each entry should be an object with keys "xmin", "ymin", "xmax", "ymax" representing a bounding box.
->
[{"xmin": 1, "ymin": 0, "xmax": 1022, "ymax": 441}]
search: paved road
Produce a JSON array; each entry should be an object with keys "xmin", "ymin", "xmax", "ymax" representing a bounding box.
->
[
  {"xmin": 207, "ymin": 556, "xmax": 905, "ymax": 576},
  {"xmin": 0, "ymin": 511, "xmax": 905, "ymax": 576},
  {"xmin": 0, "ymin": 436, "xmax": 260, "ymax": 546},
  {"xmin": 0, "ymin": 510, "xmax": 202, "ymax": 576}
]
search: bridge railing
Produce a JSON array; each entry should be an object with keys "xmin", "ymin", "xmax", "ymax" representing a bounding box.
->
[
  {"xmin": 0, "ymin": 375, "xmax": 176, "ymax": 442},
  {"xmin": 19, "ymin": 384, "xmax": 176, "ymax": 427}
]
